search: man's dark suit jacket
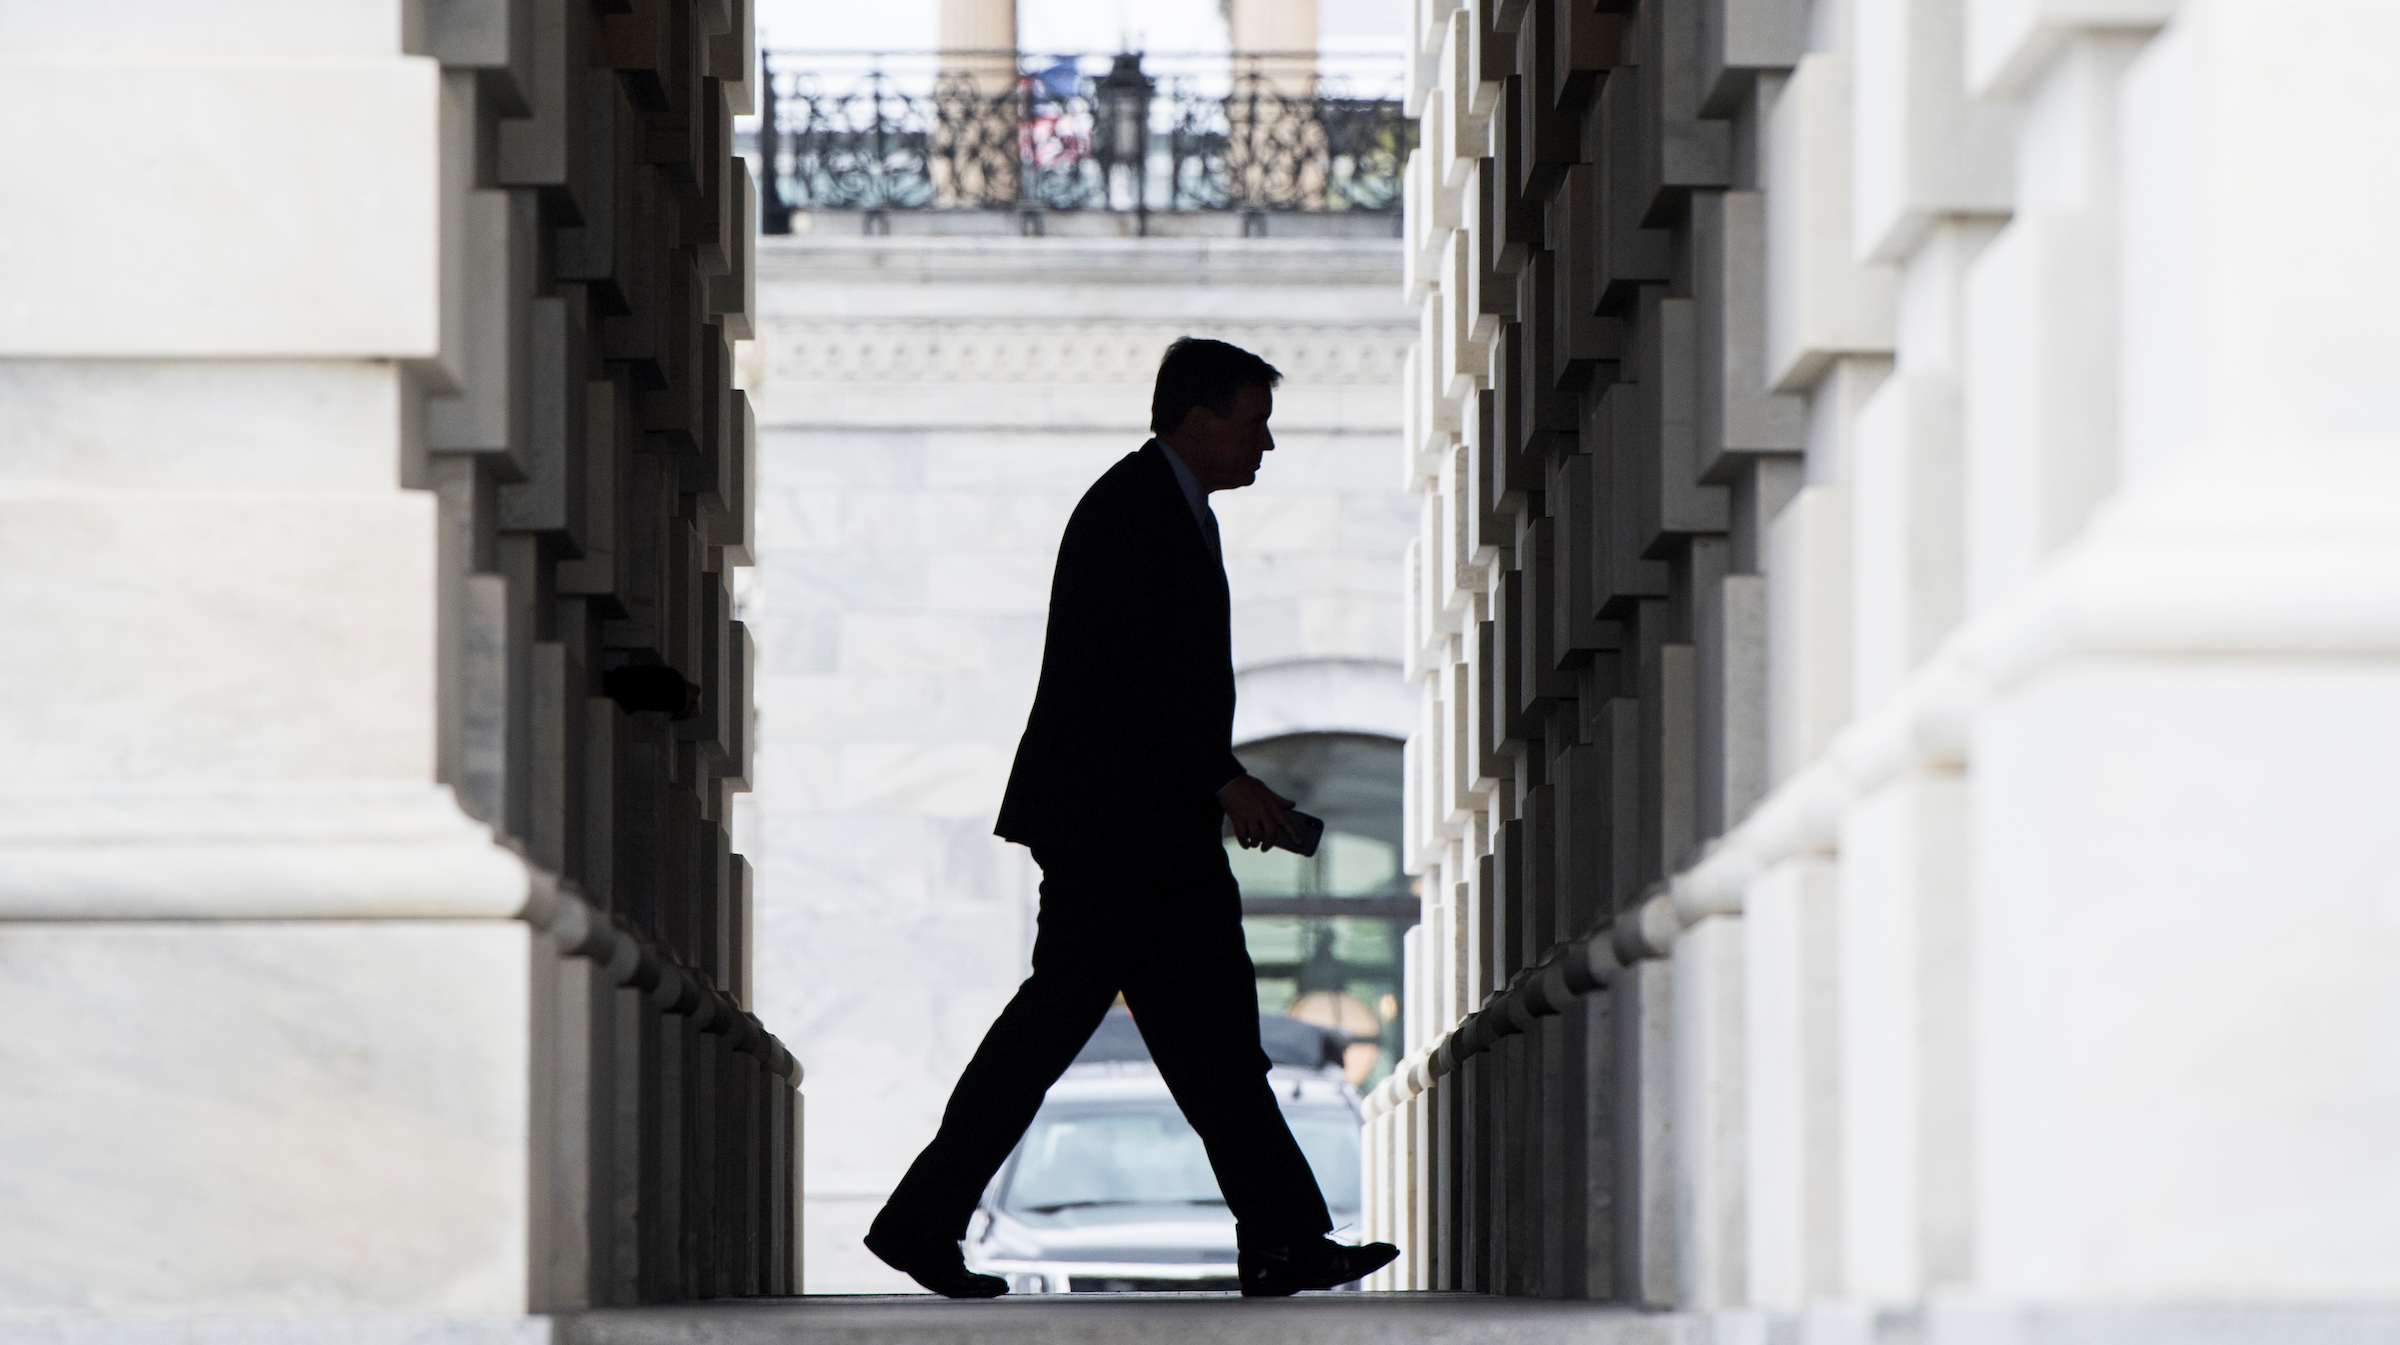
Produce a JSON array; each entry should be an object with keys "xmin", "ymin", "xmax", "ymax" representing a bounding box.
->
[{"xmin": 995, "ymin": 440, "xmax": 1242, "ymax": 851}]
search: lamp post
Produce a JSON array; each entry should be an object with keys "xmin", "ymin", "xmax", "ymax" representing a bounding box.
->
[{"xmin": 1094, "ymin": 51, "xmax": 1153, "ymax": 225}]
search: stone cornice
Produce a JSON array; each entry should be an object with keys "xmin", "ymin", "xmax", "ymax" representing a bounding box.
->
[
  {"xmin": 765, "ymin": 318, "xmax": 1413, "ymax": 389},
  {"xmin": 757, "ymin": 235, "xmax": 1404, "ymax": 289},
  {"xmin": 0, "ymin": 780, "xmax": 802, "ymax": 1084}
]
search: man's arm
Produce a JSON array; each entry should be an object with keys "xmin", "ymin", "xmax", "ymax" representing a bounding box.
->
[{"xmin": 1218, "ymin": 773, "xmax": 1299, "ymax": 849}]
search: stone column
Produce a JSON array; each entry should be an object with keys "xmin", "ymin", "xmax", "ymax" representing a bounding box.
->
[
  {"xmin": 0, "ymin": 0, "xmax": 799, "ymax": 1332},
  {"xmin": 932, "ymin": 0, "xmax": 1019, "ymax": 206},
  {"xmin": 1229, "ymin": 0, "xmax": 1318, "ymax": 94},
  {"xmin": 939, "ymin": 0, "xmax": 1018, "ymax": 93},
  {"xmin": 1227, "ymin": 0, "xmax": 1324, "ymax": 209},
  {"xmin": 0, "ymin": 9, "xmax": 493, "ymax": 1321}
]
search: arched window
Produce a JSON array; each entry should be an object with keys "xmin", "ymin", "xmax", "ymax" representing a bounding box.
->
[{"xmin": 1224, "ymin": 733, "xmax": 1415, "ymax": 1089}]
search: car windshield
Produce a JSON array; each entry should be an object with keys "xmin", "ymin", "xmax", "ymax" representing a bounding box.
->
[{"xmin": 1002, "ymin": 1105, "xmax": 1362, "ymax": 1215}]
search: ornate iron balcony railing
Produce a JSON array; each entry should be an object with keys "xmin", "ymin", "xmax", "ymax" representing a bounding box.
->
[{"xmin": 756, "ymin": 51, "xmax": 1415, "ymax": 229}]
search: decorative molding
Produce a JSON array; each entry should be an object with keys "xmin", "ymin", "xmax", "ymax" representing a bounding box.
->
[
  {"xmin": 766, "ymin": 320, "xmax": 1413, "ymax": 388},
  {"xmin": 0, "ymin": 784, "xmax": 529, "ymax": 921}
]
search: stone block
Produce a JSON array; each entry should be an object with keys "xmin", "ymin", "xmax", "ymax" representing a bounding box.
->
[
  {"xmin": 1708, "ymin": 573, "xmax": 1770, "ymax": 829},
  {"xmin": 0, "ymin": 55, "xmax": 439, "ymax": 357},
  {"xmin": 839, "ymin": 742, "xmax": 1010, "ymax": 818},
  {"xmin": 1763, "ymin": 484, "xmax": 1851, "ymax": 785},
  {"xmin": 0, "ymin": 493, "xmax": 437, "ymax": 787},
  {"xmin": 1440, "ymin": 8, "xmax": 1501, "ymax": 189},
  {"xmin": 499, "ymin": 298, "xmax": 593, "ymax": 539},
  {"xmin": 923, "ymin": 550, "xmax": 1060, "ymax": 616},
  {"xmin": 426, "ymin": 0, "xmax": 534, "ymax": 112},
  {"xmin": 1671, "ymin": 918, "xmax": 1746, "ymax": 1313},
  {"xmin": 1224, "ymin": 550, "xmax": 1404, "ymax": 605},
  {"xmin": 747, "ymin": 740, "xmax": 842, "ymax": 815},
  {"xmin": 761, "ymin": 551, "xmax": 927, "ymax": 614},
  {"xmin": 752, "ymin": 490, "xmax": 845, "ymax": 551},
  {"xmin": 1232, "ymin": 596, "xmax": 1310, "ymax": 668},
  {"xmin": 1693, "ymin": 192, "xmax": 1808, "ymax": 483},
  {"xmin": 0, "ymin": 4, "xmax": 416, "ymax": 56},
  {"xmin": 758, "ymin": 431, "xmax": 929, "ymax": 489},
  {"xmin": 710, "ymin": 173, "xmax": 758, "ymax": 341},
  {"xmin": 1850, "ymin": 370, "xmax": 1964, "ymax": 715},
  {"xmin": 746, "ymin": 612, "xmax": 840, "ymax": 675},
  {"xmin": 1851, "ymin": 0, "xmax": 2016, "ymax": 262},
  {"xmin": 0, "ymin": 921, "xmax": 535, "ymax": 1315},
  {"xmin": 1698, "ymin": 0, "xmax": 1809, "ymax": 115},
  {"xmin": 1964, "ymin": 0, "xmax": 2176, "ymax": 97},
  {"xmin": 1442, "ymin": 228, "xmax": 1490, "ymax": 398},
  {"xmin": 2118, "ymin": 3, "xmax": 2400, "ymax": 483},
  {"xmin": 1218, "ymin": 491, "xmax": 1346, "ymax": 553},
  {"xmin": 1763, "ymin": 54, "xmax": 1898, "ymax": 391},
  {"xmin": 835, "ymin": 494, "xmax": 926, "ymax": 552},
  {"xmin": 1613, "ymin": 961, "xmax": 1679, "ymax": 1309},
  {"xmin": 0, "ymin": 361, "xmax": 406, "ymax": 490},
  {"xmin": 922, "ymin": 434, "xmax": 1134, "ymax": 491},
  {"xmin": 915, "ymin": 491, "xmax": 1076, "ymax": 552},
  {"xmin": 1960, "ymin": 211, "xmax": 2116, "ymax": 615},
  {"xmin": 1971, "ymin": 658, "xmax": 2400, "ymax": 1301},
  {"xmin": 1296, "ymin": 594, "xmax": 1405, "ymax": 665},
  {"xmin": 1836, "ymin": 770, "xmax": 1969, "ymax": 1302},
  {"xmin": 1742, "ymin": 857, "xmax": 1843, "ymax": 1310}
]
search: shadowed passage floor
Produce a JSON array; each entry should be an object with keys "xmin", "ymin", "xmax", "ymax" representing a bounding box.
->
[{"xmin": 557, "ymin": 1292, "xmax": 1681, "ymax": 1345}]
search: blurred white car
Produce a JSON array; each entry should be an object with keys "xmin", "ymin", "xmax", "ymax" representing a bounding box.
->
[{"xmin": 962, "ymin": 1010, "xmax": 1364, "ymax": 1294}]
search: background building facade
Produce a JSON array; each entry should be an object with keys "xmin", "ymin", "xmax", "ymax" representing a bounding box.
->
[
  {"xmin": 738, "ymin": 0, "xmax": 1428, "ymax": 1292},
  {"xmin": 1361, "ymin": 0, "xmax": 2400, "ymax": 1338},
  {"xmin": 739, "ymin": 228, "xmax": 1418, "ymax": 1291}
]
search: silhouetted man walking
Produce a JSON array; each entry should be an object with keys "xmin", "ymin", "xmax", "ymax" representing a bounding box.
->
[{"xmin": 866, "ymin": 339, "xmax": 1400, "ymax": 1298}]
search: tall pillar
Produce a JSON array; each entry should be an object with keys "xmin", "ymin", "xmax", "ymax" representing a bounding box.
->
[
  {"xmin": 1229, "ymin": 0, "xmax": 1318, "ymax": 94},
  {"xmin": 939, "ymin": 0, "xmax": 1018, "ymax": 93},
  {"xmin": 1226, "ymin": 0, "xmax": 1322, "ymax": 209},
  {"xmin": 931, "ymin": 0, "xmax": 1019, "ymax": 206},
  {"xmin": 0, "ymin": 0, "xmax": 798, "ymax": 1332}
]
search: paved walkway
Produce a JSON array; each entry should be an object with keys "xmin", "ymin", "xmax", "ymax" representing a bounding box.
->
[{"xmin": 556, "ymin": 1293, "xmax": 1682, "ymax": 1345}]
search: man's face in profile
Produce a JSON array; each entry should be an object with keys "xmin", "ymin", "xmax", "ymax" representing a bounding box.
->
[{"xmin": 1171, "ymin": 383, "xmax": 1276, "ymax": 492}]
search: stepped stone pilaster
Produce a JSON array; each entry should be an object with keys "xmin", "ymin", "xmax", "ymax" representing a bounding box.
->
[{"xmin": 0, "ymin": 0, "xmax": 796, "ymax": 1332}]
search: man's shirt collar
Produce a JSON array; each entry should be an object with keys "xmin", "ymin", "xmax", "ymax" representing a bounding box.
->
[{"xmin": 1157, "ymin": 439, "xmax": 1210, "ymax": 528}]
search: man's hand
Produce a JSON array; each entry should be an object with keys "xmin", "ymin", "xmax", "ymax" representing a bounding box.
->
[{"xmin": 1218, "ymin": 773, "xmax": 1298, "ymax": 850}]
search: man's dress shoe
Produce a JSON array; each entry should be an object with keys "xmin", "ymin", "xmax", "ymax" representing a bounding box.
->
[
  {"xmin": 1237, "ymin": 1237, "xmax": 1402, "ymax": 1297},
  {"xmin": 863, "ymin": 1222, "xmax": 1007, "ymax": 1299}
]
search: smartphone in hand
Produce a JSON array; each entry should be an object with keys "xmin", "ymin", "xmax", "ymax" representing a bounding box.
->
[{"xmin": 1265, "ymin": 809, "xmax": 1325, "ymax": 858}]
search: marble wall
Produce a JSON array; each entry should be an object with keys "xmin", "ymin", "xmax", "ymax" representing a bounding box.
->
[
  {"xmin": 1360, "ymin": 0, "xmax": 2400, "ymax": 1338},
  {"xmin": 0, "ymin": 0, "xmax": 798, "ymax": 1333},
  {"xmin": 739, "ymin": 233, "xmax": 1419, "ymax": 1291}
]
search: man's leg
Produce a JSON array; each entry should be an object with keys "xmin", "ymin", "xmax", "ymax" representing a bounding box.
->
[
  {"xmin": 877, "ymin": 854, "xmax": 1119, "ymax": 1240},
  {"xmin": 1119, "ymin": 841, "xmax": 1333, "ymax": 1249}
]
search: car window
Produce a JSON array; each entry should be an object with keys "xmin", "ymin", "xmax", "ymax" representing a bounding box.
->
[
  {"xmin": 1004, "ymin": 1107, "xmax": 1221, "ymax": 1212},
  {"xmin": 1285, "ymin": 1109, "xmax": 1361, "ymax": 1212},
  {"xmin": 1001, "ymin": 1103, "xmax": 1362, "ymax": 1216}
]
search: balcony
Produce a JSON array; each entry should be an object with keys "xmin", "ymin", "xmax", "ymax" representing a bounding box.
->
[{"xmin": 755, "ymin": 51, "xmax": 1415, "ymax": 238}]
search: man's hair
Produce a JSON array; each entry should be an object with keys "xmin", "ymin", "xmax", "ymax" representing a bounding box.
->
[{"xmin": 1150, "ymin": 337, "xmax": 1283, "ymax": 435}]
